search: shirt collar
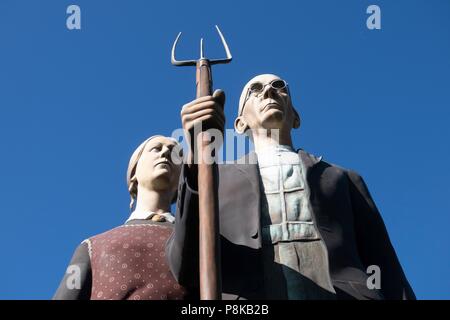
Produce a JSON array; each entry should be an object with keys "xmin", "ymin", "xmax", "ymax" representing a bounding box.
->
[
  {"xmin": 125, "ymin": 209, "xmax": 175, "ymax": 224},
  {"xmin": 255, "ymin": 144, "xmax": 299, "ymax": 167},
  {"xmin": 255, "ymin": 144, "xmax": 294, "ymax": 155}
]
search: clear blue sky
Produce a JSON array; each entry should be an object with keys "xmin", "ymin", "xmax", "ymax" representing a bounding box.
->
[{"xmin": 0, "ymin": 0, "xmax": 448, "ymax": 299}]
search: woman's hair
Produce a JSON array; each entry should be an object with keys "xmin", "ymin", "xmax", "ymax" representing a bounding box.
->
[{"xmin": 126, "ymin": 135, "xmax": 181, "ymax": 210}]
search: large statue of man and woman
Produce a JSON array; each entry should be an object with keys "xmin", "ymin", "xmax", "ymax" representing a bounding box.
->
[{"xmin": 54, "ymin": 74, "xmax": 415, "ymax": 300}]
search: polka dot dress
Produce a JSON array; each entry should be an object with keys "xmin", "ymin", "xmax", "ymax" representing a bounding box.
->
[{"xmin": 89, "ymin": 224, "xmax": 186, "ymax": 300}]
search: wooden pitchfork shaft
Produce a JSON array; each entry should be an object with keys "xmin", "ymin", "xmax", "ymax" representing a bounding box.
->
[
  {"xmin": 171, "ymin": 26, "xmax": 232, "ymax": 300},
  {"xmin": 196, "ymin": 58, "xmax": 221, "ymax": 300}
]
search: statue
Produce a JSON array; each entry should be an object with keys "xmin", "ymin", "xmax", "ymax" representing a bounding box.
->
[
  {"xmin": 54, "ymin": 135, "xmax": 188, "ymax": 300},
  {"xmin": 166, "ymin": 74, "xmax": 416, "ymax": 300}
]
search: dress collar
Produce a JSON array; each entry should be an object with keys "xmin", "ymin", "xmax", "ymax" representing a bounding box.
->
[{"xmin": 125, "ymin": 209, "xmax": 175, "ymax": 224}]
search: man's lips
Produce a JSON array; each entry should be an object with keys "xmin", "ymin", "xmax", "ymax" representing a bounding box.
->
[{"xmin": 261, "ymin": 100, "xmax": 283, "ymax": 112}]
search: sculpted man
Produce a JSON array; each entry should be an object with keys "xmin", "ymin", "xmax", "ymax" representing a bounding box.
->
[{"xmin": 167, "ymin": 74, "xmax": 415, "ymax": 300}]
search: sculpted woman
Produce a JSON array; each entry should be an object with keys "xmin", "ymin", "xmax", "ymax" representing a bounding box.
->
[{"xmin": 53, "ymin": 135, "xmax": 189, "ymax": 300}]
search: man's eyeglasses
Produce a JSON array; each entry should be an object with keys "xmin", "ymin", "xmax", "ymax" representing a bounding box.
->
[{"xmin": 239, "ymin": 79, "xmax": 289, "ymax": 116}]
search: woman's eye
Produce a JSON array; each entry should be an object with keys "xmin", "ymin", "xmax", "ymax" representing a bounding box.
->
[{"xmin": 150, "ymin": 146, "xmax": 161, "ymax": 152}]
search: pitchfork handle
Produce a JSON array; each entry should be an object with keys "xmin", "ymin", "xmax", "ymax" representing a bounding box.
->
[{"xmin": 195, "ymin": 59, "xmax": 222, "ymax": 300}]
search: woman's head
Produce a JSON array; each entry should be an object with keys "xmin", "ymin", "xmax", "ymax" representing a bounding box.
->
[{"xmin": 126, "ymin": 135, "xmax": 182, "ymax": 209}]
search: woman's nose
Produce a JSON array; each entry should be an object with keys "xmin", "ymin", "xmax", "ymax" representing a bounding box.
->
[{"xmin": 160, "ymin": 146, "xmax": 171, "ymax": 158}]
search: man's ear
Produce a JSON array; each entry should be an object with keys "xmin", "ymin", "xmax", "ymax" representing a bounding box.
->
[
  {"xmin": 292, "ymin": 107, "xmax": 301, "ymax": 129},
  {"xmin": 234, "ymin": 116, "xmax": 248, "ymax": 134}
]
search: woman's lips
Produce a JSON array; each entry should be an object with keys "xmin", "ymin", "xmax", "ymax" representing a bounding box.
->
[{"xmin": 155, "ymin": 160, "xmax": 171, "ymax": 169}]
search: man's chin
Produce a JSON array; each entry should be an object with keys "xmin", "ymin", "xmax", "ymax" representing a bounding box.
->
[{"xmin": 260, "ymin": 110, "xmax": 285, "ymax": 129}]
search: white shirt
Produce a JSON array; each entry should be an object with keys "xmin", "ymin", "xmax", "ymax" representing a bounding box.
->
[
  {"xmin": 256, "ymin": 145, "xmax": 336, "ymax": 297},
  {"xmin": 256, "ymin": 144, "xmax": 320, "ymax": 244}
]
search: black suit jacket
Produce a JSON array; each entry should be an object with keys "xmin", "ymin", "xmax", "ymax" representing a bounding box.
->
[{"xmin": 166, "ymin": 149, "xmax": 415, "ymax": 300}]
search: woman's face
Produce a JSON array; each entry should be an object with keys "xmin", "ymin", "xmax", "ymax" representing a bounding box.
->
[{"xmin": 134, "ymin": 136, "xmax": 182, "ymax": 194}]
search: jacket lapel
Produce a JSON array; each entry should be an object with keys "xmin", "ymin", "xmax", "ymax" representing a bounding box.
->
[
  {"xmin": 231, "ymin": 151, "xmax": 261, "ymax": 248},
  {"xmin": 298, "ymin": 149, "xmax": 322, "ymax": 170}
]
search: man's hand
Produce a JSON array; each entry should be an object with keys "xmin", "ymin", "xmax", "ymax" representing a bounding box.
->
[{"xmin": 181, "ymin": 89, "xmax": 225, "ymax": 165}]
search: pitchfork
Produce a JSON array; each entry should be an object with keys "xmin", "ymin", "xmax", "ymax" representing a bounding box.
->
[{"xmin": 171, "ymin": 25, "xmax": 232, "ymax": 300}]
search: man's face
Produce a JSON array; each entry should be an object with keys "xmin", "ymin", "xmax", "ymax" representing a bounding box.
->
[
  {"xmin": 134, "ymin": 137, "xmax": 182, "ymax": 193},
  {"xmin": 237, "ymin": 74, "xmax": 297, "ymax": 132}
]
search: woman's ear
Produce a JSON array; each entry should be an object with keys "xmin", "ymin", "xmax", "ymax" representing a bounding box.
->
[{"xmin": 234, "ymin": 116, "xmax": 248, "ymax": 134}]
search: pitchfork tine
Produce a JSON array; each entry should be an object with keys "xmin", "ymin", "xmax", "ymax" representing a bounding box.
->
[
  {"xmin": 171, "ymin": 32, "xmax": 196, "ymax": 66},
  {"xmin": 200, "ymin": 38, "xmax": 205, "ymax": 59},
  {"xmin": 213, "ymin": 25, "xmax": 232, "ymax": 62}
]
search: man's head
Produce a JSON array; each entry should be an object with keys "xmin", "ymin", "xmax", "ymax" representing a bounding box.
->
[
  {"xmin": 234, "ymin": 74, "xmax": 300, "ymax": 136},
  {"xmin": 126, "ymin": 135, "xmax": 182, "ymax": 209}
]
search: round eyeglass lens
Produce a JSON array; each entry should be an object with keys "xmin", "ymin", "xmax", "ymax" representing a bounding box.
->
[
  {"xmin": 271, "ymin": 80, "xmax": 286, "ymax": 89},
  {"xmin": 249, "ymin": 82, "xmax": 264, "ymax": 93}
]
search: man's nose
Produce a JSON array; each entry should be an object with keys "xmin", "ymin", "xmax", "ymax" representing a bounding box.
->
[{"xmin": 263, "ymin": 84, "xmax": 277, "ymax": 99}]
